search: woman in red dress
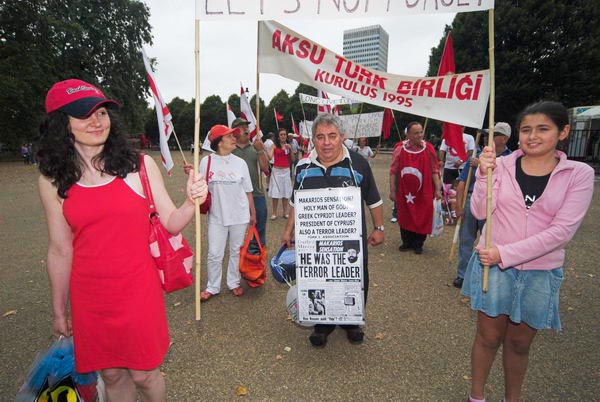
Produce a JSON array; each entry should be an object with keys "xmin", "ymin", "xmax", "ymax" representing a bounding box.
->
[{"xmin": 37, "ymin": 79, "xmax": 208, "ymax": 401}]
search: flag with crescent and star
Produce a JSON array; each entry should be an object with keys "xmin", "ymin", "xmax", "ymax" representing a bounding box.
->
[{"xmin": 395, "ymin": 141, "xmax": 436, "ymax": 234}]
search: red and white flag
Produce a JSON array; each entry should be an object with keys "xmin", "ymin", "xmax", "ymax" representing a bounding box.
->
[
  {"xmin": 142, "ymin": 49, "xmax": 174, "ymax": 174},
  {"xmin": 437, "ymin": 32, "xmax": 467, "ymax": 161},
  {"xmin": 316, "ymin": 90, "xmax": 340, "ymax": 115},
  {"xmin": 291, "ymin": 114, "xmax": 300, "ymax": 136},
  {"xmin": 226, "ymin": 101, "xmax": 236, "ymax": 128},
  {"xmin": 239, "ymin": 85, "xmax": 260, "ymax": 140}
]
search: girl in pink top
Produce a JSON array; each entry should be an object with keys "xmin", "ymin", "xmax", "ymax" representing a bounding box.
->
[{"xmin": 461, "ymin": 101, "xmax": 594, "ymax": 402}]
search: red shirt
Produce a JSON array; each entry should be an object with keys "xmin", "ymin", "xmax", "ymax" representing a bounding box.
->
[{"xmin": 273, "ymin": 147, "xmax": 291, "ymax": 168}]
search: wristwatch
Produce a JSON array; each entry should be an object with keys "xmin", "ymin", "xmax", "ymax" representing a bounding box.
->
[{"xmin": 374, "ymin": 225, "xmax": 384, "ymax": 232}]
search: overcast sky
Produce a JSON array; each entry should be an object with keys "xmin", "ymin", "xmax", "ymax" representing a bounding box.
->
[{"xmin": 142, "ymin": 0, "xmax": 456, "ymax": 105}]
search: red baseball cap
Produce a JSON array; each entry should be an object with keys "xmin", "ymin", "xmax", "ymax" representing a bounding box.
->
[
  {"xmin": 45, "ymin": 79, "xmax": 119, "ymax": 118},
  {"xmin": 208, "ymin": 125, "xmax": 238, "ymax": 142}
]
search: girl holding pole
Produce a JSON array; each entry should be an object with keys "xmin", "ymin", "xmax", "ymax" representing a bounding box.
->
[{"xmin": 461, "ymin": 101, "xmax": 594, "ymax": 402}]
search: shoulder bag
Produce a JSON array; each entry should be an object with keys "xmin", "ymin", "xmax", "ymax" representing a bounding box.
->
[{"xmin": 139, "ymin": 154, "xmax": 193, "ymax": 293}]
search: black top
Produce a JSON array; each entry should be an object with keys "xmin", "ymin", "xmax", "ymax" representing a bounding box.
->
[{"xmin": 515, "ymin": 156, "xmax": 552, "ymax": 210}]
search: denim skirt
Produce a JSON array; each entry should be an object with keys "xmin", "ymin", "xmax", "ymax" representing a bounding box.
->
[{"xmin": 461, "ymin": 253, "xmax": 563, "ymax": 331}]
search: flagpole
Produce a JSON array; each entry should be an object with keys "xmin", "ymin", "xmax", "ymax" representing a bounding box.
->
[
  {"xmin": 483, "ymin": 9, "xmax": 496, "ymax": 293},
  {"xmin": 352, "ymin": 103, "xmax": 364, "ymax": 143},
  {"xmin": 392, "ymin": 111, "xmax": 403, "ymax": 140},
  {"xmin": 449, "ymin": 129, "xmax": 481, "ymax": 261},
  {"xmin": 274, "ymin": 107, "xmax": 280, "ymax": 131},
  {"xmin": 193, "ymin": 20, "xmax": 202, "ymax": 320},
  {"xmin": 256, "ymin": 21, "xmax": 264, "ymax": 191},
  {"xmin": 171, "ymin": 127, "xmax": 189, "ymax": 165}
]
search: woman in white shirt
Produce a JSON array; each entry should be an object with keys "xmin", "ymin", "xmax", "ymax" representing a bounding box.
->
[
  {"xmin": 353, "ymin": 137, "xmax": 379, "ymax": 164},
  {"xmin": 199, "ymin": 125, "xmax": 256, "ymax": 302}
]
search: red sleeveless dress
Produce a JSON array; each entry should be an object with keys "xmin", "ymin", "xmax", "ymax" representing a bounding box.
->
[{"xmin": 63, "ymin": 177, "xmax": 169, "ymax": 372}]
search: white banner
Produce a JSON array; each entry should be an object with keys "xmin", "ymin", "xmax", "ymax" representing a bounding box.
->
[
  {"xmin": 295, "ymin": 187, "xmax": 364, "ymax": 325},
  {"xmin": 196, "ymin": 0, "xmax": 494, "ymax": 20},
  {"xmin": 259, "ymin": 20, "xmax": 489, "ymax": 128},
  {"xmin": 299, "ymin": 93, "xmax": 354, "ymax": 106},
  {"xmin": 298, "ymin": 112, "xmax": 382, "ymax": 139},
  {"xmin": 341, "ymin": 112, "xmax": 384, "ymax": 138}
]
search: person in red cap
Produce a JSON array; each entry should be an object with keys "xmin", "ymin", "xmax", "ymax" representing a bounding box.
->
[
  {"xmin": 37, "ymin": 79, "xmax": 208, "ymax": 401},
  {"xmin": 199, "ymin": 124, "xmax": 256, "ymax": 302}
]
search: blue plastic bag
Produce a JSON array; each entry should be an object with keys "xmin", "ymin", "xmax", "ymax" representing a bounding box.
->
[{"xmin": 15, "ymin": 336, "xmax": 99, "ymax": 401}]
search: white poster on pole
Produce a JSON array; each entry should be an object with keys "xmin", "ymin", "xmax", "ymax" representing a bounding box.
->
[
  {"xmin": 294, "ymin": 187, "xmax": 364, "ymax": 326},
  {"xmin": 196, "ymin": 0, "xmax": 494, "ymax": 20},
  {"xmin": 298, "ymin": 112, "xmax": 383, "ymax": 139},
  {"xmin": 259, "ymin": 20, "xmax": 489, "ymax": 128},
  {"xmin": 299, "ymin": 93, "xmax": 354, "ymax": 106}
]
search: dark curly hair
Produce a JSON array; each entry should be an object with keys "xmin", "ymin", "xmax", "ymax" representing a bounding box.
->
[{"xmin": 37, "ymin": 110, "xmax": 139, "ymax": 198}]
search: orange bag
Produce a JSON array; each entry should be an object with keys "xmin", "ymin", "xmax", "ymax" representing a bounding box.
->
[{"xmin": 239, "ymin": 226, "xmax": 267, "ymax": 287}]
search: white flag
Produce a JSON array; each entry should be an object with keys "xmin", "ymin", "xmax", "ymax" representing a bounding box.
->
[
  {"xmin": 239, "ymin": 85, "xmax": 260, "ymax": 140},
  {"xmin": 226, "ymin": 101, "xmax": 236, "ymax": 128},
  {"xmin": 142, "ymin": 49, "xmax": 174, "ymax": 173}
]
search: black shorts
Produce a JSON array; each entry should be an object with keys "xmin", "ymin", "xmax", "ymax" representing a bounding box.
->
[{"xmin": 443, "ymin": 168, "xmax": 459, "ymax": 184}]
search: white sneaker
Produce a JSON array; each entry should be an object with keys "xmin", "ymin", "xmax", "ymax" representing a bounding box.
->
[{"xmin": 390, "ymin": 217, "xmax": 397, "ymax": 223}]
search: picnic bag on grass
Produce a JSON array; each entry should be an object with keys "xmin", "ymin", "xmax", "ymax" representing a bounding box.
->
[
  {"xmin": 239, "ymin": 225, "xmax": 267, "ymax": 287},
  {"xmin": 200, "ymin": 155, "xmax": 212, "ymax": 214},
  {"xmin": 139, "ymin": 155, "xmax": 193, "ymax": 293}
]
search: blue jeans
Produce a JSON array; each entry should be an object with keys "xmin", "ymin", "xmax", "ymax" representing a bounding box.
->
[
  {"xmin": 253, "ymin": 195, "xmax": 267, "ymax": 246},
  {"xmin": 457, "ymin": 193, "xmax": 485, "ymax": 279}
]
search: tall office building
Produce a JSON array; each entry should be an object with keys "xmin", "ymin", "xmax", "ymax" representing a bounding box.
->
[{"xmin": 343, "ymin": 25, "xmax": 389, "ymax": 72}]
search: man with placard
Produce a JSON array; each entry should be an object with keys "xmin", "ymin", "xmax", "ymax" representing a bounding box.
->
[{"xmin": 281, "ymin": 113, "xmax": 384, "ymax": 348}]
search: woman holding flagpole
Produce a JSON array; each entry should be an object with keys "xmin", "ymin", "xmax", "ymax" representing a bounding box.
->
[
  {"xmin": 37, "ymin": 79, "xmax": 208, "ymax": 401},
  {"xmin": 268, "ymin": 128, "xmax": 295, "ymax": 219},
  {"xmin": 461, "ymin": 101, "xmax": 594, "ymax": 402}
]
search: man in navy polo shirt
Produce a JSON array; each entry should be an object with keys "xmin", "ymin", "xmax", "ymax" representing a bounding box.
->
[{"xmin": 281, "ymin": 113, "xmax": 384, "ymax": 347}]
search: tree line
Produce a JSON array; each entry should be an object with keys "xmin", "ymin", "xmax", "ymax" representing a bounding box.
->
[{"xmin": 1, "ymin": 0, "xmax": 597, "ymax": 152}]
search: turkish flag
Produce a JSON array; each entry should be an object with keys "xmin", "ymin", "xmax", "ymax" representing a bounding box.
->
[
  {"xmin": 394, "ymin": 142, "xmax": 435, "ymax": 234},
  {"xmin": 382, "ymin": 108, "xmax": 394, "ymax": 140},
  {"xmin": 438, "ymin": 32, "xmax": 467, "ymax": 161},
  {"xmin": 274, "ymin": 108, "xmax": 284, "ymax": 122}
]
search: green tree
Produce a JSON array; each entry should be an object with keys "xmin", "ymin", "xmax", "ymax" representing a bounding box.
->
[
  {"xmin": 266, "ymin": 90, "xmax": 291, "ymax": 133},
  {"xmin": 427, "ymin": 1, "xmax": 600, "ymax": 127},
  {"xmin": 200, "ymin": 95, "xmax": 225, "ymax": 141},
  {"xmin": 0, "ymin": 0, "xmax": 152, "ymax": 149}
]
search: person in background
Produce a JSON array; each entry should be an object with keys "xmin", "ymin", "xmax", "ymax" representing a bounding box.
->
[
  {"xmin": 232, "ymin": 117, "xmax": 270, "ymax": 246},
  {"xmin": 461, "ymin": 101, "xmax": 594, "ymax": 402},
  {"xmin": 354, "ymin": 137, "xmax": 380, "ymax": 165},
  {"xmin": 389, "ymin": 122, "xmax": 441, "ymax": 254},
  {"xmin": 199, "ymin": 124, "xmax": 256, "ymax": 302},
  {"xmin": 453, "ymin": 123, "xmax": 512, "ymax": 289},
  {"xmin": 37, "ymin": 79, "xmax": 207, "ymax": 401},
  {"xmin": 439, "ymin": 132, "xmax": 475, "ymax": 186},
  {"xmin": 267, "ymin": 128, "xmax": 294, "ymax": 219}
]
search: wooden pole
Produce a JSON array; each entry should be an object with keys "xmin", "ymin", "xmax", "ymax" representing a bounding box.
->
[
  {"xmin": 352, "ymin": 103, "xmax": 364, "ymax": 143},
  {"xmin": 256, "ymin": 21, "xmax": 264, "ymax": 191},
  {"xmin": 483, "ymin": 9, "xmax": 496, "ymax": 293},
  {"xmin": 193, "ymin": 20, "xmax": 202, "ymax": 320},
  {"xmin": 171, "ymin": 127, "xmax": 189, "ymax": 166},
  {"xmin": 392, "ymin": 110, "xmax": 403, "ymax": 141},
  {"xmin": 449, "ymin": 129, "xmax": 482, "ymax": 260}
]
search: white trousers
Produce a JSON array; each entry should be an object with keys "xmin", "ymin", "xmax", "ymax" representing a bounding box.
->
[{"xmin": 206, "ymin": 222, "xmax": 247, "ymax": 294}]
